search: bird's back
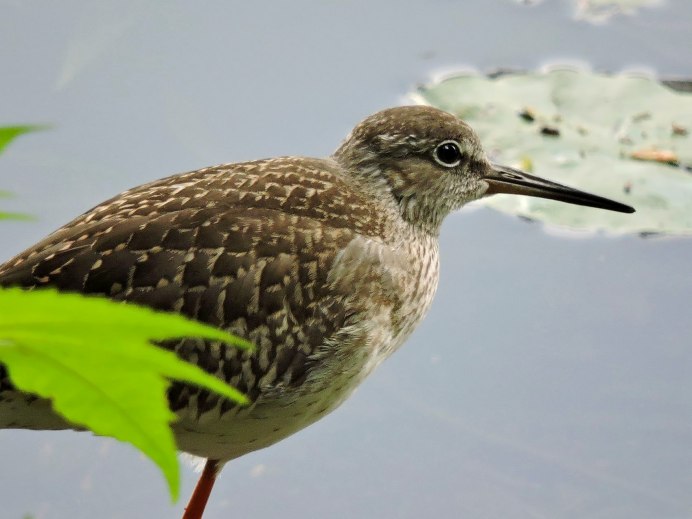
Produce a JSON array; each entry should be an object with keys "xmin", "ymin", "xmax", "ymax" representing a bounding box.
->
[{"xmin": 0, "ymin": 156, "xmax": 440, "ymax": 459}]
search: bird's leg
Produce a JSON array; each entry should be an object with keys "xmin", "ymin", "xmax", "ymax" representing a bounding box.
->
[{"xmin": 182, "ymin": 459, "xmax": 221, "ymax": 519}]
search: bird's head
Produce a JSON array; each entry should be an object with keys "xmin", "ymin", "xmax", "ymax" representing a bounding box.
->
[{"xmin": 333, "ymin": 105, "xmax": 634, "ymax": 234}]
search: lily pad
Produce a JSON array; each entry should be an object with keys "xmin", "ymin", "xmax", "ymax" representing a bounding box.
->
[
  {"xmin": 511, "ymin": 0, "xmax": 664, "ymax": 23},
  {"xmin": 414, "ymin": 68, "xmax": 692, "ymax": 236},
  {"xmin": 574, "ymin": 0, "xmax": 664, "ymax": 23}
]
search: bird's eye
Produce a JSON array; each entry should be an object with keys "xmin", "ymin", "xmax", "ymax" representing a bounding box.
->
[{"xmin": 433, "ymin": 140, "xmax": 463, "ymax": 167}]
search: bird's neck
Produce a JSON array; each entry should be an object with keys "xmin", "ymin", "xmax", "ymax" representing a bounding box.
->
[{"xmin": 332, "ymin": 160, "xmax": 447, "ymax": 237}]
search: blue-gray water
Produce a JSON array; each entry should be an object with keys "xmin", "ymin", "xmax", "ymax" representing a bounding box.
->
[{"xmin": 1, "ymin": 1, "xmax": 691, "ymax": 518}]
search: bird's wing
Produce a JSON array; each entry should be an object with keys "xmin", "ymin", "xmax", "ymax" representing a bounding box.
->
[{"xmin": 0, "ymin": 159, "xmax": 393, "ymax": 417}]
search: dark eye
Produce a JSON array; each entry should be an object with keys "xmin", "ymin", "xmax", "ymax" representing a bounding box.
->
[{"xmin": 433, "ymin": 140, "xmax": 463, "ymax": 167}]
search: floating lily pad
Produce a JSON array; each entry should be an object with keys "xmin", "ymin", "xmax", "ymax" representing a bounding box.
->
[
  {"xmin": 414, "ymin": 68, "xmax": 692, "ymax": 236},
  {"xmin": 574, "ymin": 0, "xmax": 664, "ymax": 23},
  {"xmin": 511, "ymin": 0, "xmax": 664, "ymax": 23}
]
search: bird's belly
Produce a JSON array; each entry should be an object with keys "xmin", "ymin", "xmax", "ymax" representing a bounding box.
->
[
  {"xmin": 171, "ymin": 242, "xmax": 439, "ymax": 461},
  {"xmin": 172, "ymin": 357, "xmax": 368, "ymax": 461}
]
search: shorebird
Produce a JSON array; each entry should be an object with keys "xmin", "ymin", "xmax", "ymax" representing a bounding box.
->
[{"xmin": 0, "ymin": 106, "xmax": 634, "ymax": 518}]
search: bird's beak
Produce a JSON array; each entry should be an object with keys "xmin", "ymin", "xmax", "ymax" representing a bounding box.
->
[{"xmin": 483, "ymin": 163, "xmax": 635, "ymax": 213}]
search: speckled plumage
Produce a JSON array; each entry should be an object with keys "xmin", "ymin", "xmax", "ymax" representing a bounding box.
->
[
  {"xmin": 0, "ymin": 107, "xmax": 480, "ymax": 460},
  {"xmin": 0, "ymin": 105, "xmax": 633, "ymax": 468}
]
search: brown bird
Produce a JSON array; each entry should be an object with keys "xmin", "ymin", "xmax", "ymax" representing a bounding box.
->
[{"xmin": 0, "ymin": 106, "xmax": 634, "ymax": 518}]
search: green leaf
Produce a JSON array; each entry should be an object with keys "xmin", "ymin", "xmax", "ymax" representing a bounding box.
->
[
  {"xmin": 0, "ymin": 212, "xmax": 34, "ymax": 221},
  {"xmin": 0, "ymin": 125, "xmax": 48, "ymax": 155},
  {"xmin": 415, "ymin": 68, "xmax": 692, "ymax": 235},
  {"xmin": 0, "ymin": 127, "xmax": 46, "ymax": 219},
  {"xmin": 0, "ymin": 288, "xmax": 252, "ymax": 501}
]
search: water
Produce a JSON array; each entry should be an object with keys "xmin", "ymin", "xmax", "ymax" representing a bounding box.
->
[{"xmin": 1, "ymin": 1, "xmax": 691, "ymax": 517}]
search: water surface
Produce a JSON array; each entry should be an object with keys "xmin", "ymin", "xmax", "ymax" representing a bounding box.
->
[{"xmin": 1, "ymin": 1, "xmax": 691, "ymax": 518}]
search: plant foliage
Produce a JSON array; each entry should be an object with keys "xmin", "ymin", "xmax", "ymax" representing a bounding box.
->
[{"xmin": 0, "ymin": 288, "xmax": 251, "ymax": 500}]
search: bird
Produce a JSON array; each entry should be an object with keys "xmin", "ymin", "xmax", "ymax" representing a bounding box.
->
[{"xmin": 0, "ymin": 105, "xmax": 634, "ymax": 518}]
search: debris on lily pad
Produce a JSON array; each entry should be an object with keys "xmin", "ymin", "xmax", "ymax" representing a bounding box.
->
[
  {"xmin": 413, "ymin": 67, "xmax": 692, "ymax": 236},
  {"xmin": 672, "ymin": 123, "xmax": 688, "ymax": 136},
  {"xmin": 630, "ymin": 148, "xmax": 678, "ymax": 165}
]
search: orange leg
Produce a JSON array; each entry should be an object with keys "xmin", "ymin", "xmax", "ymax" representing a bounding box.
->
[{"xmin": 182, "ymin": 459, "xmax": 221, "ymax": 519}]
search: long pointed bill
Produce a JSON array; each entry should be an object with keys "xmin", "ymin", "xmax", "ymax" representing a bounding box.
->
[{"xmin": 484, "ymin": 163, "xmax": 635, "ymax": 214}]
